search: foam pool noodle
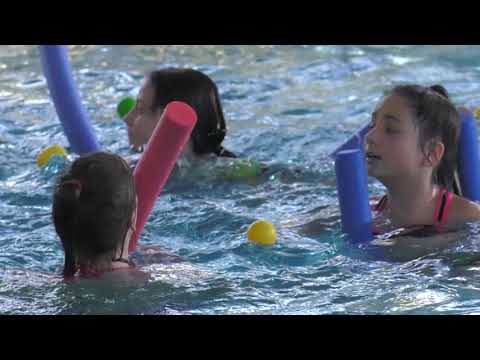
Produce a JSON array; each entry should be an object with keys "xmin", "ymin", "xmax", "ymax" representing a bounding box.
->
[
  {"xmin": 458, "ymin": 110, "xmax": 480, "ymax": 202},
  {"xmin": 39, "ymin": 45, "xmax": 100, "ymax": 155},
  {"xmin": 129, "ymin": 101, "xmax": 197, "ymax": 253},
  {"xmin": 335, "ymin": 149, "xmax": 373, "ymax": 243}
]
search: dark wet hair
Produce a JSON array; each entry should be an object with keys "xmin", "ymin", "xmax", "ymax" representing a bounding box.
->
[
  {"xmin": 387, "ymin": 84, "xmax": 460, "ymax": 192},
  {"xmin": 147, "ymin": 68, "xmax": 236, "ymax": 158},
  {"xmin": 52, "ymin": 152, "xmax": 136, "ymax": 277}
]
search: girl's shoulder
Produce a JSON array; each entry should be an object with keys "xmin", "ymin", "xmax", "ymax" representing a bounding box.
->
[{"xmin": 446, "ymin": 194, "xmax": 480, "ymax": 227}]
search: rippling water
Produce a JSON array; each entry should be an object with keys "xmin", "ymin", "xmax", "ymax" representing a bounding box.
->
[{"xmin": 2, "ymin": 45, "xmax": 480, "ymax": 314}]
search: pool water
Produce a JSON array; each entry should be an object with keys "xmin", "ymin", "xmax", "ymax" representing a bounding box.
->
[{"xmin": 2, "ymin": 45, "xmax": 480, "ymax": 314}]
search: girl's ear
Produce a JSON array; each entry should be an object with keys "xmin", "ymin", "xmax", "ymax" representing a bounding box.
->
[{"xmin": 422, "ymin": 140, "xmax": 445, "ymax": 167}]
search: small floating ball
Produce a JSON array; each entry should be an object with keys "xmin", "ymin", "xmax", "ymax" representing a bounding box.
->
[
  {"xmin": 36, "ymin": 144, "xmax": 67, "ymax": 168},
  {"xmin": 247, "ymin": 220, "xmax": 277, "ymax": 246},
  {"xmin": 220, "ymin": 159, "xmax": 262, "ymax": 180},
  {"xmin": 117, "ymin": 96, "xmax": 136, "ymax": 119},
  {"xmin": 475, "ymin": 107, "xmax": 480, "ymax": 120}
]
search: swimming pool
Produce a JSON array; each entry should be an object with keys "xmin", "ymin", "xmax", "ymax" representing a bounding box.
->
[{"xmin": 2, "ymin": 45, "xmax": 480, "ymax": 314}]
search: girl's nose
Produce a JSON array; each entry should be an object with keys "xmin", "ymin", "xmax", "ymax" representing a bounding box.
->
[{"xmin": 365, "ymin": 124, "xmax": 377, "ymax": 146}]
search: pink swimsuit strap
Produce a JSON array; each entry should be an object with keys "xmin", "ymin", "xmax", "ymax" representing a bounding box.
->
[
  {"xmin": 433, "ymin": 188, "xmax": 454, "ymax": 232},
  {"xmin": 372, "ymin": 188, "xmax": 453, "ymax": 235}
]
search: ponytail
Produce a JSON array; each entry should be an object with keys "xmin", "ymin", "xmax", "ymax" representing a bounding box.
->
[
  {"xmin": 429, "ymin": 84, "xmax": 461, "ymax": 194},
  {"xmin": 53, "ymin": 178, "xmax": 83, "ymax": 277}
]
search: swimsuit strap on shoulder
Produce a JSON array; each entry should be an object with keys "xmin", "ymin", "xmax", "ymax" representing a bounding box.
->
[{"xmin": 434, "ymin": 188, "xmax": 454, "ymax": 231}]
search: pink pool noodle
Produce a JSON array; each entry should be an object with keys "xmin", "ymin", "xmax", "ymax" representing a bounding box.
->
[{"xmin": 129, "ymin": 101, "xmax": 197, "ymax": 253}]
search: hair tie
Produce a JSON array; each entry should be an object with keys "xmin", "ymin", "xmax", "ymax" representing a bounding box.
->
[{"xmin": 61, "ymin": 179, "xmax": 82, "ymax": 198}]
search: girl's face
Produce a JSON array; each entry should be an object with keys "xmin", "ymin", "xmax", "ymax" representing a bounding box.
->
[
  {"xmin": 365, "ymin": 94, "xmax": 427, "ymax": 182},
  {"xmin": 123, "ymin": 78, "xmax": 163, "ymax": 150}
]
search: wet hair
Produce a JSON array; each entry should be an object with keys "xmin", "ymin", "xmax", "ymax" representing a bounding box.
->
[
  {"xmin": 386, "ymin": 84, "xmax": 460, "ymax": 192},
  {"xmin": 147, "ymin": 68, "xmax": 236, "ymax": 158},
  {"xmin": 52, "ymin": 152, "xmax": 136, "ymax": 277}
]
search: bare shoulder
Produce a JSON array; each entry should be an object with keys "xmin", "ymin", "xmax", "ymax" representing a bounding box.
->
[
  {"xmin": 135, "ymin": 244, "xmax": 183, "ymax": 265},
  {"xmin": 447, "ymin": 195, "xmax": 480, "ymax": 226}
]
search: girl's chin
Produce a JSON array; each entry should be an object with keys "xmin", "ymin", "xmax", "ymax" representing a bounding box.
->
[
  {"xmin": 367, "ymin": 168, "xmax": 387, "ymax": 182},
  {"xmin": 366, "ymin": 163, "xmax": 378, "ymax": 176}
]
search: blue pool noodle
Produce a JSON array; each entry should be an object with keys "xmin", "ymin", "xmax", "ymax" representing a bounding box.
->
[
  {"xmin": 330, "ymin": 123, "xmax": 370, "ymax": 158},
  {"xmin": 39, "ymin": 45, "xmax": 100, "ymax": 154},
  {"xmin": 457, "ymin": 111, "xmax": 480, "ymax": 202},
  {"xmin": 335, "ymin": 149, "xmax": 373, "ymax": 243}
]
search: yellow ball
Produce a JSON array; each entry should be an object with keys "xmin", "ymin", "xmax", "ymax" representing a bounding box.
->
[
  {"xmin": 475, "ymin": 108, "xmax": 480, "ymax": 120},
  {"xmin": 36, "ymin": 144, "xmax": 67, "ymax": 168},
  {"xmin": 247, "ymin": 220, "xmax": 277, "ymax": 246}
]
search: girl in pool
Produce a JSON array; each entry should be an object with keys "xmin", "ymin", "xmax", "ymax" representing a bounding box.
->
[
  {"xmin": 123, "ymin": 68, "xmax": 236, "ymax": 160},
  {"xmin": 366, "ymin": 84, "xmax": 480, "ymax": 236},
  {"xmin": 53, "ymin": 151, "xmax": 137, "ymax": 277},
  {"xmin": 52, "ymin": 151, "xmax": 179, "ymax": 278}
]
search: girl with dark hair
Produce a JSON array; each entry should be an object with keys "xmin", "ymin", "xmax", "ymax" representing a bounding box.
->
[
  {"xmin": 123, "ymin": 68, "xmax": 236, "ymax": 161},
  {"xmin": 53, "ymin": 151, "xmax": 137, "ymax": 277},
  {"xmin": 53, "ymin": 151, "xmax": 184, "ymax": 278},
  {"xmin": 367, "ymin": 84, "xmax": 480, "ymax": 237}
]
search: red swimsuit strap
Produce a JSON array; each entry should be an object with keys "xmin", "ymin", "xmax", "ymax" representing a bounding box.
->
[
  {"xmin": 434, "ymin": 188, "xmax": 454, "ymax": 232},
  {"xmin": 78, "ymin": 265, "xmax": 103, "ymax": 278}
]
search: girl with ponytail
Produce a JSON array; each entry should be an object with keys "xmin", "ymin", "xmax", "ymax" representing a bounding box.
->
[
  {"xmin": 366, "ymin": 84, "xmax": 480, "ymax": 236},
  {"xmin": 53, "ymin": 152, "xmax": 137, "ymax": 277}
]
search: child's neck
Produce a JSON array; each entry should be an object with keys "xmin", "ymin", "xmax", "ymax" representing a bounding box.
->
[{"xmin": 383, "ymin": 177, "xmax": 440, "ymax": 227}]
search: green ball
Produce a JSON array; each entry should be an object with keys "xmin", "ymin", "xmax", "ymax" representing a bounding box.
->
[
  {"xmin": 117, "ymin": 96, "xmax": 136, "ymax": 119},
  {"xmin": 220, "ymin": 160, "xmax": 262, "ymax": 180}
]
